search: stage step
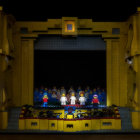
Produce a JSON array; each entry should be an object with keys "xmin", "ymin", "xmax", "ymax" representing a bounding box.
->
[
  {"xmin": 6, "ymin": 107, "xmax": 133, "ymax": 131},
  {"xmin": 7, "ymin": 108, "xmax": 21, "ymax": 130},
  {"xmin": 118, "ymin": 107, "xmax": 133, "ymax": 130}
]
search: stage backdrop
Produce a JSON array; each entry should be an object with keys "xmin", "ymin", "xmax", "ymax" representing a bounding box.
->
[{"xmin": 34, "ymin": 36, "xmax": 106, "ymax": 51}]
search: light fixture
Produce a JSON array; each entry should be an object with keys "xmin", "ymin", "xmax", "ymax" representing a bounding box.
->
[{"xmin": 125, "ymin": 55, "xmax": 133, "ymax": 65}]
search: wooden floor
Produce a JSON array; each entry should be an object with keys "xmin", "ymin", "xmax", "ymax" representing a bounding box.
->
[{"xmin": 0, "ymin": 134, "xmax": 140, "ymax": 140}]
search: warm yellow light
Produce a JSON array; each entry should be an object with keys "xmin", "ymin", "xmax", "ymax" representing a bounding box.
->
[
  {"xmin": 64, "ymin": 21, "xmax": 75, "ymax": 33},
  {"xmin": 137, "ymin": 7, "xmax": 140, "ymax": 12},
  {"xmin": 0, "ymin": 6, "xmax": 3, "ymax": 11}
]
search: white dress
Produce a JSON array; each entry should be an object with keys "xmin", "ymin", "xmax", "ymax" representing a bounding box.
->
[
  {"xmin": 79, "ymin": 97, "xmax": 86, "ymax": 105},
  {"xmin": 60, "ymin": 96, "xmax": 67, "ymax": 105},
  {"xmin": 70, "ymin": 96, "xmax": 76, "ymax": 105}
]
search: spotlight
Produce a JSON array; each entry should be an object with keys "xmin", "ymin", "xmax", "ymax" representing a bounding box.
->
[{"xmin": 125, "ymin": 56, "xmax": 133, "ymax": 65}]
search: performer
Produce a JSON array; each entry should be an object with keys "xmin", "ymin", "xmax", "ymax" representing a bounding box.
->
[
  {"xmin": 60, "ymin": 86, "xmax": 66, "ymax": 95},
  {"xmin": 85, "ymin": 86, "xmax": 90, "ymax": 93},
  {"xmin": 40, "ymin": 86, "xmax": 45, "ymax": 93},
  {"xmin": 51, "ymin": 91, "xmax": 58, "ymax": 102},
  {"xmin": 44, "ymin": 87, "xmax": 48, "ymax": 92},
  {"xmin": 85, "ymin": 89, "xmax": 89, "ymax": 101},
  {"xmin": 101, "ymin": 89, "xmax": 106, "ymax": 105},
  {"xmin": 60, "ymin": 93, "xmax": 67, "ymax": 105},
  {"xmin": 70, "ymin": 92, "xmax": 76, "ymax": 105},
  {"xmin": 76, "ymin": 86, "xmax": 82, "ymax": 98},
  {"xmin": 52, "ymin": 86, "xmax": 57, "ymax": 93},
  {"xmin": 77, "ymin": 86, "xmax": 82, "ymax": 94},
  {"xmin": 93, "ymin": 88, "xmax": 98, "ymax": 96},
  {"xmin": 68, "ymin": 86, "xmax": 75, "ymax": 95},
  {"xmin": 92, "ymin": 94, "xmax": 100, "ymax": 109},
  {"xmin": 98, "ymin": 91, "xmax": 102, "ymax": 104},
  {"xmin": 88, "ymin": 90, "xmax": 93, "ymax": 102},
  {"xmin": 52, "ymin": 91, "xmax": 57, "ymax": 99},
  {"xmin": 66, "ymin": 92, "xmax": 71, "ymax": 103},
  {"xmin": 42, "ymin": 93, "xmax": 48, "ymax": 107},
  {"xmin": 56, "ymin": 89, "xmax": 61, "ymax": 100},
  {"xmin": 96, "ymin": 87, "xmax": 101, "ymax": 94},
  {"xmin": 38, "ymin": 90, "xmax": 44, "ymax": 103},
  {"xmin": 79, "ymin": 91, "xmax": 86, "ymax": 105},
  {"xmin": 48, "ymin": 89, "xmax": 52, "ymax": 99},
  {"xmin": 34, "ymin": 88, "xmax": 39, "ymax": 104}
]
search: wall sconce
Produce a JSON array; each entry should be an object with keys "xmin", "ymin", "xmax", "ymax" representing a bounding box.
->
[{"xmin": 125, "ymin": 56, "xmax": 133, "ymax": 65}]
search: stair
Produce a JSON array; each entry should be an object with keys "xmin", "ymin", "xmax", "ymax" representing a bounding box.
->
[
  {"xmin": 118, "ymin": 107, "xmax": 133, "ymax": 130},
  {"xmin": 6, "ymin": 107, "xmax": 133, "ymax": 131},
  {"xmin": 7, "ymin": 108, "xmax": 21, "ymax": 130}
]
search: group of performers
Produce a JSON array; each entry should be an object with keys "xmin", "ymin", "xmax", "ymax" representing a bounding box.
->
[{"xmin": 34, "ymin": 86, "xmax": 106, "ymax": 107}]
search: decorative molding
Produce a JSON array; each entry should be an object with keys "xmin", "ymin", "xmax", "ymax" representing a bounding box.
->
[{"xmin": 62, "ymin": 17, "xmax": 78, "ymax": 36}]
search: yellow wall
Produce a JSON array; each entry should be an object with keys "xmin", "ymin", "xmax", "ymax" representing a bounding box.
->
[
  {"xmin": 0, "ymin": 8, "xmax": 14, "ymax": 107},
  {"xmin": 12, "ymin": 19, "xmax": 129, "ymax": 107},
  {"xmin": 12, "ymin": 38, "xmax": 34, "ymax": 106},
  {"xmin": 124, "ymin": 8, "xmax": 140, "ymax": 129},
  {"xmin": 0, "ymin": 6, "xmax": 140, "ymax": 112},
  {"xmin": 19, "ymin": 118, "xmax": 121, "ymax": 131}
]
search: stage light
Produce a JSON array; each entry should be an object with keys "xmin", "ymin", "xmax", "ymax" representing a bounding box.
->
[
  {"xmin": 125, "ymin": 55, "xmax": 133, "ymax": 65},
  {"xmin": 127, "ymin": 58, "xmax": 133, "ymax": 65}
]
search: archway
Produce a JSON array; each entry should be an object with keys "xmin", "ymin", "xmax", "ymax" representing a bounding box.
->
[{"xmin": 34, "ymin": 35, "xmax": 106, "ymax": 93}]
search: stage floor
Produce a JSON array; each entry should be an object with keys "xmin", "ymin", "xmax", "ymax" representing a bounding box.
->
[{"xmin": 1, "ymin": 107, "xmax": 139, "ymax": 133}]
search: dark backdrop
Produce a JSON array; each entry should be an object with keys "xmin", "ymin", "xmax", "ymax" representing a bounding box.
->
[
  {"xmin": 1, "ymin": 0, "xmax": 139, "ymax": 21},
  {"xmin": 34, "ymin": 50, "xmax": 106, "ymax": 90}
]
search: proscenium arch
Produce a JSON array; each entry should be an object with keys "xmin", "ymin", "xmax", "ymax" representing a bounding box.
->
[
  {"xmin": 13, "ymin": 18, "xmax": 128, "ymax": 107},
  {"xmin": 2, "ymin": 8, "xmax": 140, "ymax": 130}
]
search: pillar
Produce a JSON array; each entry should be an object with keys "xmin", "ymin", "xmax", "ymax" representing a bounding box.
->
[
  {"xmin": 119, "ymin": 36, "xmax": 128, "ymax": 106},
  {"xmin": 0, "ymin": 6, "xmax": 3, "ymax": 50},
  {"xmin": 2, "ymin": 15, "xmax": 9, "ymax": 55},
  {"xmin": 111, "ymin": 40, "xmax": 120, "ymax": 106},
  {"xmin": 106, "ymin": 39, "xmax": 112, "ymax": 106},
  {"xmin": 0, "ymin": 7, "xmax": 8, "ymax": 129},
  {"xmin": 21, "ymin": 39, "xmax": 34, "ymax": 105},
  {"xmin": 12, "ymin": 33, "xmax": 22, "ymax": 106},
  {"xmin": 131, "ymin": 7, "xmax": 140, "ymax": 129},
  {"xmin": 106, "ymin": 38, "xmax": 127, "ymax": 107}
]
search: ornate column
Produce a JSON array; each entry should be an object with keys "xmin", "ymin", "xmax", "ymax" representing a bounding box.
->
[
  {"xmin": 119, "ymin": 36, "xmax": 128, "ymax": 107},
  {"xmin": 12, "ymin": 33, "xmax": 22, "ymax": 106},
  {"xmin": 105, "ymin": 39, "xmax": 112, "ymax": 106},
  {"xmin": 21, "ymin": 39, "xmax": 34, "ymax": 105},
  {"xmin": 136, "ymin": 8, "xmax": 140, "ymax": 111},
  {"xmin": 0, "ymin": 7, "xmax": 8, "ymax": 129},
  {"xmin": 0, "ymin": 6, "xmax": 3, "ymax": 51},
  {"xmin": 106, "ymin": 39, "xmax": 124, "ymax": 106},
  {"xmin": 131, "ymin": 7, "xmax": 140, "ymax": 129}
]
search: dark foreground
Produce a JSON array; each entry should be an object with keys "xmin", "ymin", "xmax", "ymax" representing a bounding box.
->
[{"xmin": 0, "ymin": 134, "xmax": 140, "ymax": 140}]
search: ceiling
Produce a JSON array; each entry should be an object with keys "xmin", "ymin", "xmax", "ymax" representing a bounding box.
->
[{"xmin": 0, "ymin": 0, "xmax": 140, "ymax": 21}]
